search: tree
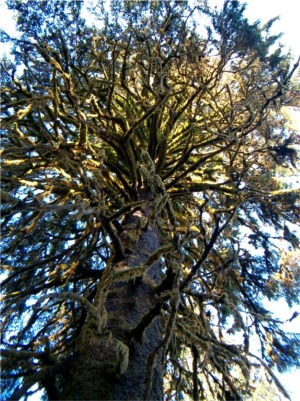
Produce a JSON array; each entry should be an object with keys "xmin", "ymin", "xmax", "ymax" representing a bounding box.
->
[
  {"xmin": 185, "ymin": 357, "xmax": 290, "ymax": 401},
  {"xmin": 1, "ymin": 0, "xmax": 300, "ymax": 400}
]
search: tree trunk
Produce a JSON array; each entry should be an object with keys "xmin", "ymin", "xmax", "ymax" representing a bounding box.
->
[{"xmin": 61, "ymin": 193, "xmax": 164, "ymax": 400}]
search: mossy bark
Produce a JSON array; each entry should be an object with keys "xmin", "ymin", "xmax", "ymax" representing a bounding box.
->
[{"xmin": 61, "ymin": 196, "xmax": 164, "ymax": 400}]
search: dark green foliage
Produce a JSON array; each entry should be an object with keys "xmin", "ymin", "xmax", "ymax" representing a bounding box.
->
[{"xmin": 1, "ymin": 0, "xmax": 300, "ymax": 400}]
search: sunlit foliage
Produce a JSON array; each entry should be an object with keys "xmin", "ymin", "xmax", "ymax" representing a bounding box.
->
[{"xmin": 1, "ymin": 1, "xmax": 300, "ymax": 400}]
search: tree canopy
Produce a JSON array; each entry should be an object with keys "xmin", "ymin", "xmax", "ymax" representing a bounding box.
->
[{"xmin": 1, "ymin": 1, "xmax": 300, "ymax": 400}]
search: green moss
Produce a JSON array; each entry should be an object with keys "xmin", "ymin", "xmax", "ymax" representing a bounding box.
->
[
  {"xmin": 113, "ymin": 265, "xmax": 145, "ymax": 281},
  {"xmin": 108, "ymin": 337, "xmax": 129, "ymax": 377}
]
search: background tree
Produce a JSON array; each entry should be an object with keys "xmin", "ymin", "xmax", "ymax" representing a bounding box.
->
[
  {"xmin": 1, "ymin": 0, "xmax": 300, "ymax": 400},
  {"xmin": 200, "ymin": 361, "xmax": 289, "ymax": 401}
]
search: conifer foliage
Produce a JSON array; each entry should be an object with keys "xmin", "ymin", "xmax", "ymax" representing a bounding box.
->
[{"xmin": 1, "ymin": 1, "xmax": 300, "ymax": 400}]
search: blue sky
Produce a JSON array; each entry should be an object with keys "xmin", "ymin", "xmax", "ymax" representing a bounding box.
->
[
  {"xmin": 0, "ymin": 0, "xmax": 299, "ymax": 400},
  {"xmin": 211, "ymin": 0, "xmax": 299, "ymax": 59},
  {"xmin": 0, "ymin": 0, "xmax": 299, "ymax": 58}
]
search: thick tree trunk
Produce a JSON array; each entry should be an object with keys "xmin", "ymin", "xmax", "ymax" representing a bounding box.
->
[{"xmin": 61, "ymin": 194, "xmax": 164, "ymax": 400}]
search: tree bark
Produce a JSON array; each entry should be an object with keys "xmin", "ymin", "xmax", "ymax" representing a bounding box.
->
[{"xmin": 61, "ymin": 193, "xmax": 164, "ymax": 400}]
